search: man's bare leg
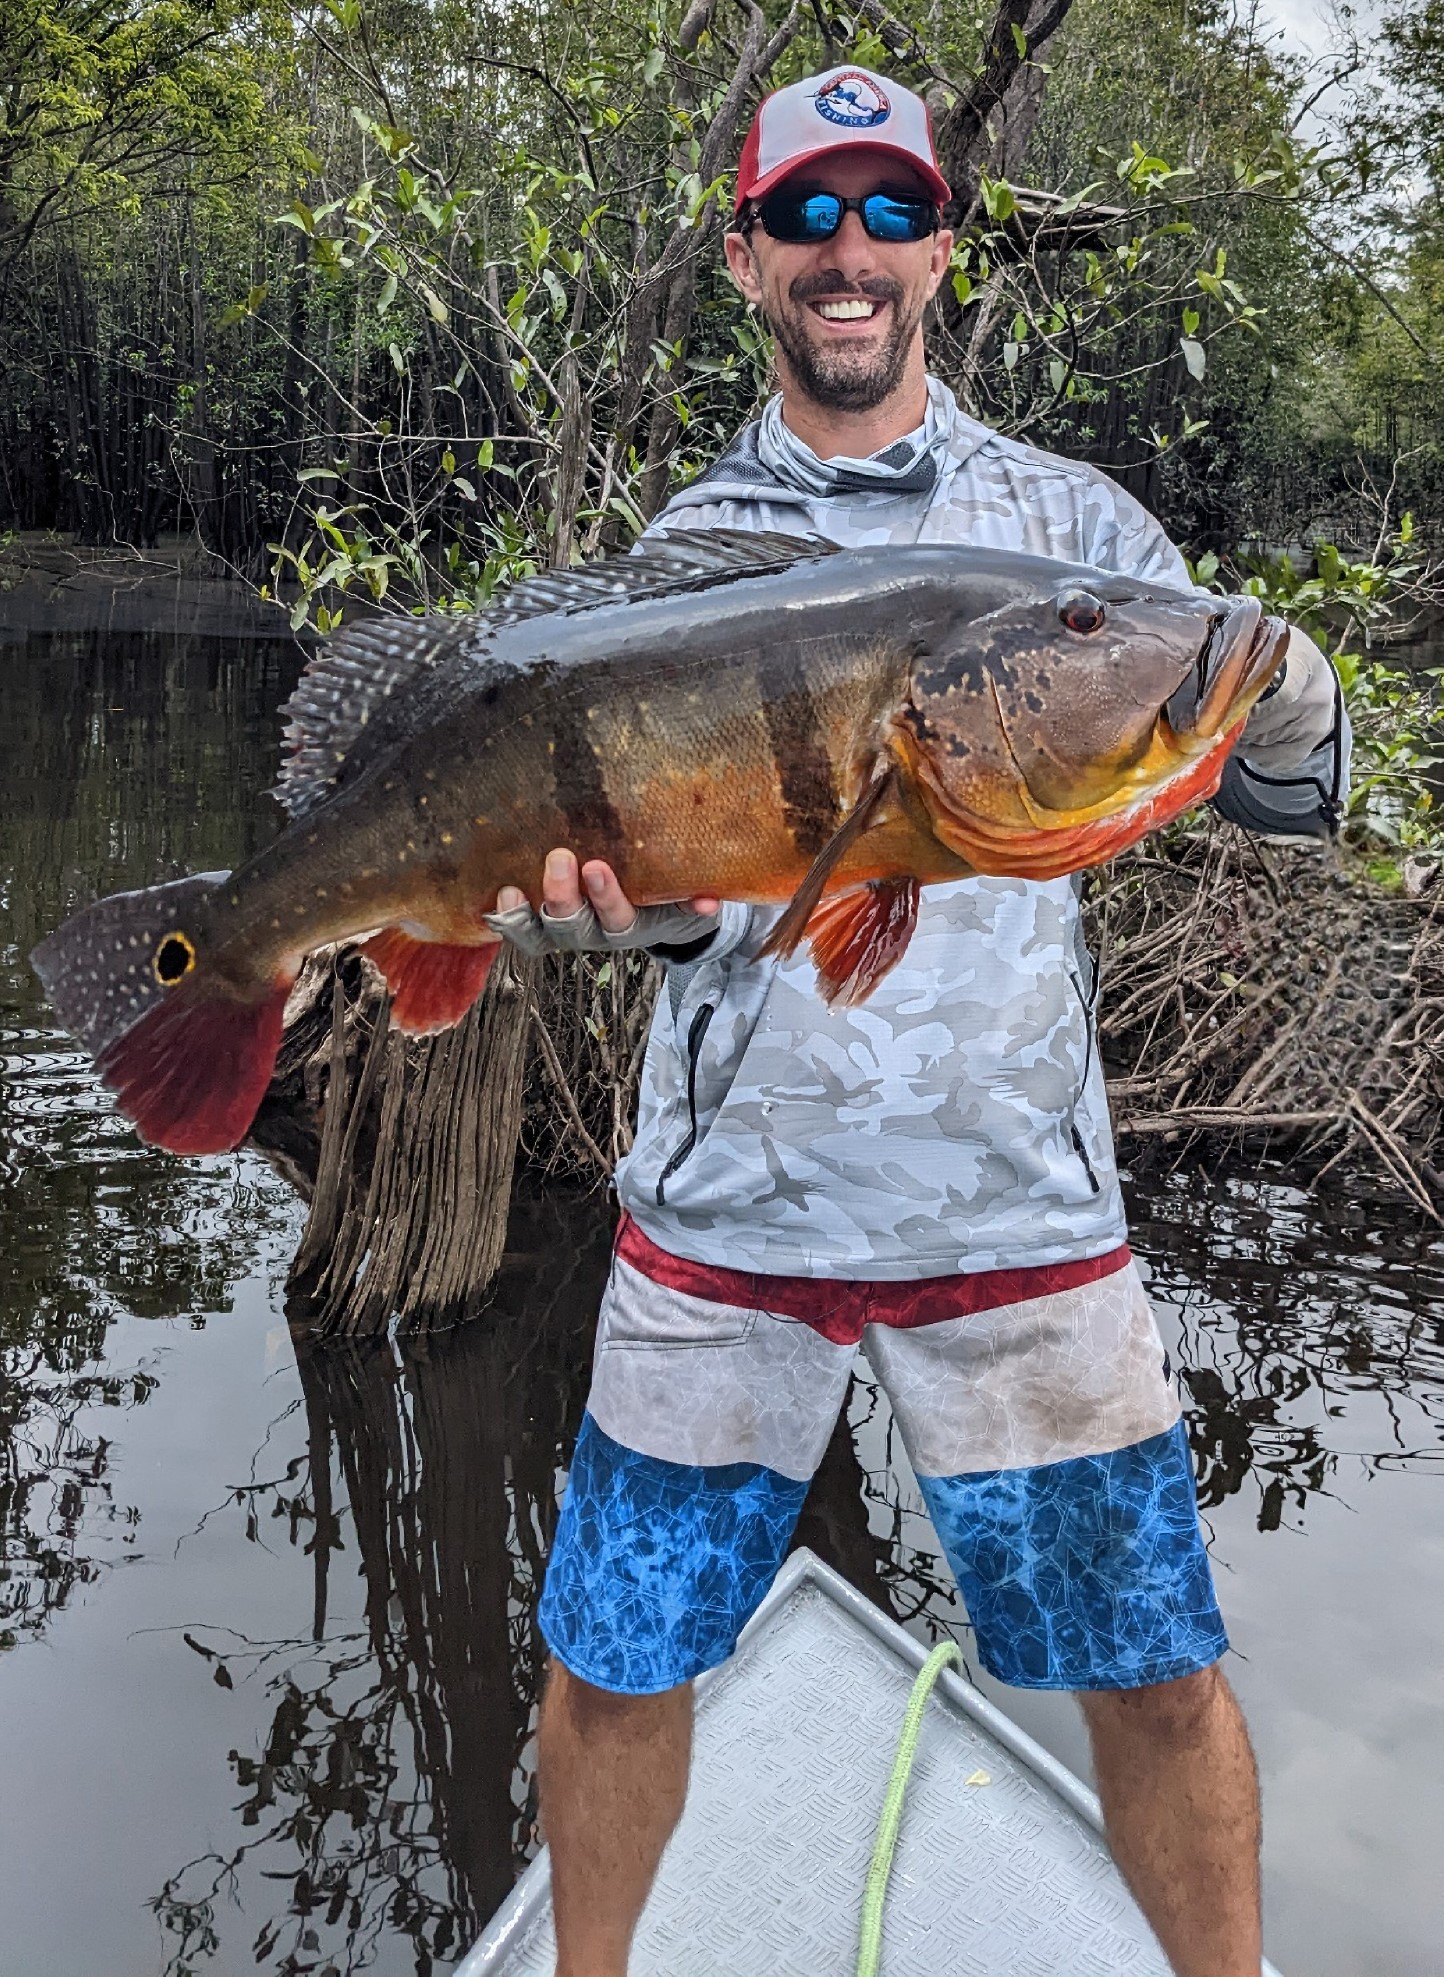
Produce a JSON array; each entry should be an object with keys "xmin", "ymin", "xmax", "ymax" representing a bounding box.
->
[
  {"xmin": 1080, "ymin": 1661, "xmax": 1262, "ymax": 1977},
  {"xmin": 539, "ymin": 1660, "xmax": 693, "ymax": 1977}
]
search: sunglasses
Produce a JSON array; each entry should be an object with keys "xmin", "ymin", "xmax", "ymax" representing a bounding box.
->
[{"xmin": 746, "ymin": 189, "xmax": 940, "ymax": 245}]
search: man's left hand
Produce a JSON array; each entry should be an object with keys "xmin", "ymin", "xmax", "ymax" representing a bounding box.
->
[
  {"xmin": 485, "ymin": 849, "xmax": 721, "ymax": 955},
  {"xmin": 1240, "ymin": 625, "xmax": 1340, "ymax": 773}
]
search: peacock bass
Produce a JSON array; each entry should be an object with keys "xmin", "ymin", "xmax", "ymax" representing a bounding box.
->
[{"xmin": 31, "ymin": 529, "xmax": 1287, "ymax": 1155}]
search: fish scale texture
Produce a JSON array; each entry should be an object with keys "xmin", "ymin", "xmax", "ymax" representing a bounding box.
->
[{"xmin": 481, "ymin": 1578, "xmax": 1173, "ymax": 1976}]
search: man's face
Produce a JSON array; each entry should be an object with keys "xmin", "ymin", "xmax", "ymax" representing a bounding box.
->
[{"xmin": 724, "ymin": 152, "xmax": 953, "ymax": 415}]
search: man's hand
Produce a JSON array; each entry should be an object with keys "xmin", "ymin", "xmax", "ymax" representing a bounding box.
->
[
  {"xmin": 1240, "ymin": 625, "xmax": 1340, "ymax": 773},
  {"xmin": 486, "ymin": 849, "xmax": 721, "ymax": 955}
]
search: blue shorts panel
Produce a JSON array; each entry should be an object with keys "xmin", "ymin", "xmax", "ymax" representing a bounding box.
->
[
  {"xmin": 538, "ymin": 1412, "xmax": 808, "ymax": 1694},
  {"xmin": 917, "ymin": 1420, "xmax": 1228, "ymax": 1690}
]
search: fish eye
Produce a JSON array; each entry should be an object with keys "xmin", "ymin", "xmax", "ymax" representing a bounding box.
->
[
  {"xmin": 153, "ymin": 933, "xmax": 196, "ymax": 985},
  {"xmin": 1059, "ymin": 591, "xmax": 1106, "ymax": 635}
]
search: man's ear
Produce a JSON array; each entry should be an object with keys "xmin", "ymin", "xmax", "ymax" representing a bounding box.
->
[
  {"xmin": 724, "ymin": 229, "xmax": 765, "ymax": 306},
  {"xmin": 924, "ymin": 227, "xmax": 955, "ymax": 302}
]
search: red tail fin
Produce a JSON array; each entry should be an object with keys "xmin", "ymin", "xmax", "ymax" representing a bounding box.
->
[
  {"xmin": 95, "ymin": 975, "xmax": 291, "ymax": 1154},
  {"xmin": 361, "ymin": 929, "xmax": 501, "ymax": 1034}
]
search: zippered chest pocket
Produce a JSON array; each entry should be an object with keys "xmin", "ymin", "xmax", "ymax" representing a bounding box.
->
[
  {"xmin": 1065, "ymin": 963, "xmax": 1101, "ymax": 1194},
  {"xmin": 655, "ymin": 1000, "xmax": 717, "ymax": 1206}
]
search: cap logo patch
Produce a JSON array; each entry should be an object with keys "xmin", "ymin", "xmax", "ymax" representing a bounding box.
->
[{"xmin": 814, "ymin": 71, "xmax": 891, "ymax": 128}]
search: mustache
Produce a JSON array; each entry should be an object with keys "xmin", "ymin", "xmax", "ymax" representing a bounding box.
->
[{"xmin": 787, "ymin": 271, "xmax": 906, "ymax": 308}]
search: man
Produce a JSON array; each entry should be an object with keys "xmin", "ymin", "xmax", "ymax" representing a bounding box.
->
[{"xmin": 491, "ymin": 65, "xmax": 1346, "ymax": 1977}]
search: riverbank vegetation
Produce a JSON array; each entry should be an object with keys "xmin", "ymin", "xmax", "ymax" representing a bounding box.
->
[{"xmin": 5, "ymin": 0, "xmax": 1444, "ymax": 563}]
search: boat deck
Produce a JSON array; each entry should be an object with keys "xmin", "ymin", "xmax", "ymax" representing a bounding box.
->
[{"xmin": 460, "ymin": 1549, "xmax": 1281, "ymax": 1976}]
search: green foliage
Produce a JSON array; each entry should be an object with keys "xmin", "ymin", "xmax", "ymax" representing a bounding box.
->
[{"xmin": 0, "ymin": 0, "xmax": 284, "ymax": 265}]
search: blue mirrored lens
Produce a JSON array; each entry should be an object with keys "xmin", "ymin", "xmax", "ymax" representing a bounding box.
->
[
  {"xmin": 862, "ymin": 195, "xmax": 932, "ymax": 241},
  {"xmin": 794, "ymin": 194, "xmax": 844, "ymax": 238}
]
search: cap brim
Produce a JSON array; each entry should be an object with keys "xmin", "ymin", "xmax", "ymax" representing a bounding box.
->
[{"xmin": 735, "ymin": 143, "xmax": 951, "ymax": 216}]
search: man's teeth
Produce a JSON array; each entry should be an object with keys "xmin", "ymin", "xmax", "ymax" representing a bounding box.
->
[{"xmin": 815, "ymin": 298, "xmax": 878, "ymax": 320}]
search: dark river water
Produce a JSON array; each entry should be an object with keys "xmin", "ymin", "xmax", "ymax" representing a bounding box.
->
[{"xmin": 2, "ymin": 612, "xmax": 1441, "ymax": 1977}]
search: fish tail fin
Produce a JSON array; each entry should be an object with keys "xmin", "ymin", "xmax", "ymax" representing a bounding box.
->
[
  {"xmin": 361, "ymin": 928, "xmax": 502, "ymax": 1034},
  {"xmin": 30, "ymin": 874, "xmax": 292, "ymax": 1154}
]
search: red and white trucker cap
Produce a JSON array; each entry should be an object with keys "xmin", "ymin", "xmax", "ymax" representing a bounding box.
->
[{"xmin": 734, "ymin": 66, "xmax": 951, "ymax": 216}]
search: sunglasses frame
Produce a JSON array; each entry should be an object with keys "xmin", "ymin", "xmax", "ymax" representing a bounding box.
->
[{"xmin": 742, "ymin": 188, "xmax": 942, "ymax": 245}]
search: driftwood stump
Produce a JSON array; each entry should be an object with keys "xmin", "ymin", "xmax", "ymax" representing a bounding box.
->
[{"xmin": 248, "ymin": 946, "xmax": 535, "ymax": 1337}]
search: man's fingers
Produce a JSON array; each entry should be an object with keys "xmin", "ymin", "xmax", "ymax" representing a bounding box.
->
[
  {"xmin": 495, "ymin": 885, "xmax": 526, "ymax": 912},
  {"xmin": 542, "ymin": 848, "xmax": 585, "ymax": 919},
  {"xmin": 533, "ymin": 849, "xmax": 717, "ymax": 939},
  {"xmin": 581, "ymin": 860, "xmax": 640, "ymax": 935}
]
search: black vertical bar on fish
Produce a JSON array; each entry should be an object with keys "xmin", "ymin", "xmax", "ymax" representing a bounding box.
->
[
  {"xmin": 757, "ymin": 655, "xmax": 839, "ymax": 860},
  {"xmin": 549, "ymin": 691, "xmax": 627, "ymax": 866}
]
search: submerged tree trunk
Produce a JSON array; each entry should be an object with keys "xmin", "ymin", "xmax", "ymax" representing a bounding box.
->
[{"xmin": 249, "ymin": 945, "xmax": 535, "ymax": 1337}]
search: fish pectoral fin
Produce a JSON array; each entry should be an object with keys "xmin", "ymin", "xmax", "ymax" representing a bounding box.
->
[
  {"xmin": 361, "ymin": 928, "xmax": 502, "ymax": 1035},
  {"xmin": 758, "ymin": 762, "xmax": 898, "ymax": 968},
  {"xmin": 804, "ymin": 878, "xmax": 921, "ymax": 1007}
]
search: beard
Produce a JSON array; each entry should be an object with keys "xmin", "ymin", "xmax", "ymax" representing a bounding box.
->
[{"xmin": 766, "ymin": 271, "xmax": 921, "ymax": 413}]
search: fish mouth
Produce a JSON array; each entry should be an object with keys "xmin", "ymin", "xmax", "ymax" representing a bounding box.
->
[{"xmin": 1165, "ymin": 599, "xmax": 1289, "ymax": 741}]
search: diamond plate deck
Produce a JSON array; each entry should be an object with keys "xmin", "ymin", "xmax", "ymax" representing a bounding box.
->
[{"xmin": 459, "ymin": 1549, "xmax": 1283, "ymax": 1977}]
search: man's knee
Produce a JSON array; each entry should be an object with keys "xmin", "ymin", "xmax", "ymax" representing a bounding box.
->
[
  {"xmin": 543, "ymin": 1657, "xmax": 693, "ymax": 1735},
  {"xmin": 1080, "ymin": 1658, "xmax": 1234, "ymax": 1748}
]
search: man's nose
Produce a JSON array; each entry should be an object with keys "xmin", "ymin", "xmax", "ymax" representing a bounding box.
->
[{"xmin": 821, "ymin": 207, "xmax": 878, "ymax": 281}]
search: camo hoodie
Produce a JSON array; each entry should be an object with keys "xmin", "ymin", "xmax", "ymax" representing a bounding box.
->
[{"xmin": 611, "ymin": 381, "xmax": 1341, "ymax": 1278}]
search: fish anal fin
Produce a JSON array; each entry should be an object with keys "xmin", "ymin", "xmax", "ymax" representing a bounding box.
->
[
  {"xmin": 362, "ymin": 928, "xmax": 501, "ymax": 1034},
  {"xmin": 758, "ymin": 762, "xmax": 898, "ymax": 966},
  {"xmin": 805, "ymin": 878, "xmax": 920, "ymax": 1007}
]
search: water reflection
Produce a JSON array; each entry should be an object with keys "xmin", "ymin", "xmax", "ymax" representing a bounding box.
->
[
  {"xmin": 2, "ymin": 615, "xmax": 1442, "ymax": 1976},
  {"xmin": 145, "ymin": 1184, "xmax": 607, "ymax": 1975},
  {"xmin": 1, "ymin": 625, "xmax": 303, "ymax": 1652},
  {"xmin": 1131, "ymin": 1169, "xmax": 1444, "ymax": 1519}
]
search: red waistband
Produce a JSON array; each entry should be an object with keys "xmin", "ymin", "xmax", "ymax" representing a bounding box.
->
[{"xmin": 614, "ymin": 1214, "xmax": 1131, "ymax": 1346}]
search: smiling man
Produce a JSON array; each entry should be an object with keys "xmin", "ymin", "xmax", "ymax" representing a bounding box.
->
[{"xmin": 497, "ymin": 65, "xmax": 1346, "ymax": 1977}]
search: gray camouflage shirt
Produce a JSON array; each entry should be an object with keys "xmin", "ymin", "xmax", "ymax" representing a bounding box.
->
[{"xmin": 612, "ymin": 382, "xmax": 1339, "ymax": 1279}]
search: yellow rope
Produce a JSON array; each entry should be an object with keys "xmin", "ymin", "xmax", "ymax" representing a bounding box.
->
[{"xmin": 855, "ymin": 1639, "xmax": 963, "ymax": 1977}]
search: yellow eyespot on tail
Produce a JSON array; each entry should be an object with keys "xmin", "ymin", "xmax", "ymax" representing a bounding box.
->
[{"xmin": 153, "ymin": 932, "xmax": 197, "ymax": 986}]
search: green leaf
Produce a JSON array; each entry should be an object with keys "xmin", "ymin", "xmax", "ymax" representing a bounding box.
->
[
  {"xmin": 376, "ymin": 271, "xmax": 398, "ymax": 315},
  {"xmin": 218, "ymin": 284, "xmax": 268, "ymax": 328},
  {"xmin": 419, "ymin": 282, "xmax": 449, "ymax": 325},
  {"xmin": 979, "ymin": 173, "xmax": 1016, "ymax": 223},
  {"xmin": 1180, "ymin": 337, "xmax": 1206, "ymax": 380},
  {"xmin": 442, "ymin": 449, "xmax": 457, "ymax": 475},
  {"xmin": 643, "ymin": 47, "xmax": 665, "ymax": 85},
  {"xmin": 1010, "ymin": 20, "xmax": 1028, "ymax": 56},
  {"xmin": 1182, "ymin": 306, "xmax": 1200, "ymax": 337}
]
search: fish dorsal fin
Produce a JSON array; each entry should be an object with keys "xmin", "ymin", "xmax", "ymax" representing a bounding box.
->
[
  {"xmin": 273, "ymin": 529, "xmax": 842, "ymax": 819},
  {"xmin": 473, "ymin": 528, "xmax": 842, "ymax": 631},
  {"xmin": 274, "ymin": 617, "xmax": 467, "ymax": 818}
]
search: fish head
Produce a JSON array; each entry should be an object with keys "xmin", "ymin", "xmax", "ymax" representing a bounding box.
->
[{"xmin": 892, "ymin": 560, "xmax": 1289, "ymax": 875}]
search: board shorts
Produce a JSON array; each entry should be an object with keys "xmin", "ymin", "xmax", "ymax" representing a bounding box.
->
[{"xmin": 538, "ymin": 1216, "xmax": 1227, "ymax": 1696}]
